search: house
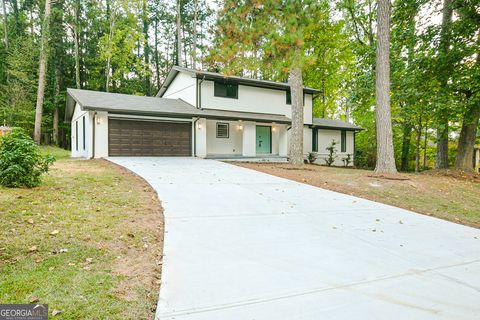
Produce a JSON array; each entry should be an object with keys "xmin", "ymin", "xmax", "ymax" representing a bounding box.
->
[{"xmin": 65, "ymin": 66, "xmax": 363, "ymax": 165}]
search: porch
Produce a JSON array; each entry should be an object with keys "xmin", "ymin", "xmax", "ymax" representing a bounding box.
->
[{"xmin": 195, "ymin": 118, "xmax": 288, "ymax": 159}]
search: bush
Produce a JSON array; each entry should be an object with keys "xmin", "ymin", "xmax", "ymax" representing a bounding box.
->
[
  {"xmin": 0, "ymin": 128, "xmax": 55, "ymax": 188},
  {"xmin": 342, "ymin": 154, "xmax": 352, "ymax": 167},
  {"xmin": 325, "ymin": 140, "xmax": 337, "ymax": 166},
  {"xmin": 308, "ymin": 152, "xmax": 317, "ymax": 164}
]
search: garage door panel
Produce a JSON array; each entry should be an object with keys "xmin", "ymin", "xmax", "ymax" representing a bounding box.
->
[{"xmin": 108, "ymin": 119, "xmax": 192, "ymax": 156}]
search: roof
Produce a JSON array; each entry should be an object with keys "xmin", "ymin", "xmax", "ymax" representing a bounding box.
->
[
  {"xmin": 156, "ymin": 66, "xmax": 321, "ymax": 97},
  {"xmin": 65, "ymin": 89, "xmax": 291, "ymax": 124},
  {"xmin": 311, "ymin": 118, "xmax": 364, "ymax": 131}
]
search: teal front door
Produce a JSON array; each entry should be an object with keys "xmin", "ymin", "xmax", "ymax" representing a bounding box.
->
[{"xmin": 256, "ymin": 126, "xmax": 271, "ymax": 154}]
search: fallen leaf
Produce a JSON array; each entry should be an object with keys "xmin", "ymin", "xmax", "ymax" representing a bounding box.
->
[
  {"xmin": 29, "ymin": 296, "xmax": 39, "ymax": 303},
  {"xmin": 68, "ymin": 262, "xmax": 76, "ymax": 266},
  {"xmin": 27, "ymin": 219, "xmax": 34, "ymax": 224},
  {"xmin": 85, "ymin": 258, "xmax": 93, "ymax": 264},
  {"xmin": 399, "ymin": 220, "xmax": 404, "ymax": 224},
  {"xmin": 59, "ymin": 248, "xmax": 68, "ymax": 253},
  {"xmin": 52, "ymin": 309, "xmax": 61, "ymax": 316},
  {"xmin": 29, "ymin": 246, "xmax": 37, "ymax": 252},
  {"xmin": 50, "ymin": 230, "xmax": 59, "ymax": 236},
  {"xmin": 48, "ymin": 267, "xmax": 55, "ymax": 271}
]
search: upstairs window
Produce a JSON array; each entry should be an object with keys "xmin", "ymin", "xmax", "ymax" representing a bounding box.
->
[
  {"xmin": 214, "ymin": 82, "xmax": 238, "ymax": 99},
  {"xmin": 341, "ymin": 130, "xmax": 347, "ymax": 152},
  {"xmin": 216, "ymin": 122, "xmax": 229, "ymax": 138}
]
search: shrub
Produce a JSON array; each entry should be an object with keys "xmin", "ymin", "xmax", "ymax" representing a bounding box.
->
[
  {"xmin": 0, "ymin": 128, "xmax": 55, "ymax": 188},
  {"xmin": 342, "ymin": 154, "xmax": 352, "ymax": 167},
  {"xmin": 325, "ymin": 140, "xmax": 337, "ymax": 166},
  {"xmin": 308, "ymin": 152, "xmax": 317, "ymax": 164}
]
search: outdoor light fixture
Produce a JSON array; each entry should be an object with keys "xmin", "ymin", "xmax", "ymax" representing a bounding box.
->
[
  {"xmin": 197, "ymin": 123, "xmax": 202, "ymax": 129},
  {"xmin": 96, "ymin": 116, "xmax": 101, "ymax": 125},
  {"xmin": 272, "ymin": 126, "xmax": 276, "ymax": 132},
  {"xmin": 238, "ymin": 125, "xmax": 243, "ymax": 130}
]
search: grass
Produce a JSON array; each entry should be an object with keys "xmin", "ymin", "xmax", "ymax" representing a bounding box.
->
[
  {"xmin": 0, "ymin": 148, "xmax": 164, "ymax": 319},
  {"xmin": 236, "ymin": 162, "xmax": 480, "ymax": 228}
]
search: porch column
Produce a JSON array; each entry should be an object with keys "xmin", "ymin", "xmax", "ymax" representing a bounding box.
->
[
  {"xmin": 278, "ymin": 124, "xmax": 288, "ymax": 157},
  {"xmin": 242, "ymin": 121, "xmax": 256, "ymax": 157},
  {"xmin": 195, "ymin": 118, "xmax": 207, "ymax": 158}
]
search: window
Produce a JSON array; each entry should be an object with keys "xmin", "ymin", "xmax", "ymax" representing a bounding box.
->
[
  {"xmin": 75, "ymin": 121, "xmax": 78, "ymax": 151},
  {"xmin": 341, "ymin": 130, "xmax": 346, "ymax": 152},
  {"xmin": 82, "ymin": 116, "xmax": 86, "ymax": 150},
  {"xmin": 312, "ymin": 128, "xmax": 318, "ymax": 152},
  {"xmin": 214, "ymin": 82, "xmax": 238, "ymax": 99},
  {"xmin": 286, "ymin": 90, "xmax": 305, "ymax": 105},
  {"xmin": 216, "ymin": 122, "xmax": 229, "ymax": 138}
]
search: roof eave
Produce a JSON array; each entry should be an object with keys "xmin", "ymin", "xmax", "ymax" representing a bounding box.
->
[{"xmin": 309, "ymin": 124, "xmax": 364, "ymax": 131}]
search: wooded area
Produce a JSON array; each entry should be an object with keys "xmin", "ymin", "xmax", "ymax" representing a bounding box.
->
[{"xmin": 0, "ymin": 0, "xmax": 478, "ymax": 171}]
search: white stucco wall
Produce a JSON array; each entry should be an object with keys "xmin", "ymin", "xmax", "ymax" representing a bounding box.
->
[
  {"xmin": 195, "ymin": 118, "xmax": 207, "ymax": 158},
  {"xmin": 200, "ymin": 80, "xmax": 313, "ymax": 125},
  {"xmin": 94, "ymin": 112, "xmax": 109, "ymax": 158},
  {"xmin": 242, "ymin": 122, "xmax": 256, "ymax": 157},
  {"xmin": 71, "ymin": 103, "xmax": 92, "ymax": 158},
  {"xmin": 162, "ymin": 72, "xmax": 196, "ymax": 106},
  {"xmin": 206, "ymin": 120, "xmax": 243, "ymax": 156},
  {"xmin": 314, "ymin": 129, "xmax": 355, "ymax": 166}
]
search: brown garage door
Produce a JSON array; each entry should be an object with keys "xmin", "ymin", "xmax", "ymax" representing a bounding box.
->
[{"xmin": 108, "ymin": 118, "xmax": 192, "ymax": 156}]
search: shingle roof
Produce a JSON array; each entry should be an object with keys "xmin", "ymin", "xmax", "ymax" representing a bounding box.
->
[
  {"xmin": 65, "ymin": 89, "xmax": 291, "ymax": 124},
  {"xmin": 156, "ymin": 66, "xmax": 321, "ymax": 97},
  {"xmin": 312, "ymin": 118, "xmax": 364, "ymax": 131}
]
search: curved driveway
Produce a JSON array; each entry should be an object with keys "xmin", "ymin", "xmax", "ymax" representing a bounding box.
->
[{"xmin": 109, "ymin": 157, "xmax": 480, "ymax": 320}]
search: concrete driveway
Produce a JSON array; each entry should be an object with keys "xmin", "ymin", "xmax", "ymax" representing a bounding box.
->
[{"xmin": 108, "ymin": 157, "xmax": 480, "ymax": 320}]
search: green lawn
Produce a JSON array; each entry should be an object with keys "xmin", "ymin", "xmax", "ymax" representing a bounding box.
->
[{"xmin": 0, "ymin": 149, "xmax": 164, "ymax": 319}]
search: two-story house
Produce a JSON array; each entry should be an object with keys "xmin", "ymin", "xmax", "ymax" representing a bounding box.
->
[{"xmin": 65, "ymin": 66, "xmax": 362, "ymax": 165}]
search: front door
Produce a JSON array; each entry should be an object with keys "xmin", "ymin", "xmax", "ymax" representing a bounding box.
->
[{"xmin": 256, "ymin": 126, "xmax": 271, "ymax": 154}]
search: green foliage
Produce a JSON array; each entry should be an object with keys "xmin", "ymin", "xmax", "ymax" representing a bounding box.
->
[
  {"xmin": 342, "ymin": 154, "xmax": 352, "ymax": 167},
  {"xmin": 0, "ymin": 128, "xmax": 55, "ymax": 188},
  {"xmin": 308, "ymin": 152, "xmax": 317, "ymax": 164},
  {"xmin": 324, "ymin": 140, "xmax": 337, "ymax": 166}
]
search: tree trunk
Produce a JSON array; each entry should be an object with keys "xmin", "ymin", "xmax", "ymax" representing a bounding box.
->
[
  {"xmin": 374, "ymin": 0, "xmax": 397, "ymax": 173},
  {"xmin": 142, "ymin": 0, "xmax": 151, "ymax": 95},
  {"xmin": 74, "ymin": 0, "xmax": 80, "ymax": 89},
  {"xmin": 1, "ymin": 0, "xmax": 8, "ymax": 50},
  {"xmin": 154, "ymin": 14, "xmax": 160, "ymax": 89},
  {"xmin": 192, "ymin": 0, "xmax": 198, "ymax": 69},
  {"xmin": 455, "ymin": 101, "xmax": 480, "ymax": 170},
  {"xmin": 288, "ymin": 66, "xmax": 304, "ymax": 165},
  {"xmin": 423, "ymin": 122, "xmax": 428, "ymax": 170},
  {"xmin": 400, "ymin": 123, "xmax": 412, "ymax": 171},
  {"xmin": 33, "ymin": 0, "xmax": 51, "ymax": 145},
  {"xmin": 105, "ymin": 12, "xmax": 115, "ymax": 92},
  {"xmin": 176, "ymin": 0, "xmax": 182, "ymax": 67},
  {"xmin": 415, "ymin": 123, "xmax": 422, "ymax": 173},
  {"xmin": 435, "ymin": 0, "xmax": 453, "ymax": 169}
]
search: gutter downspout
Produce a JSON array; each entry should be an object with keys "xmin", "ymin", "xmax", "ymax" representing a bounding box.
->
[
  {"xmin": 198, "ymin": 76, "xmax": 205, "ymax": 110},
  {"xmin": 91, "ymin": 112, "xmax": 96, "ymax": 159},
  {"xmin": 193, "ymin": 117, "xmax": 199, "ymax": 157}
]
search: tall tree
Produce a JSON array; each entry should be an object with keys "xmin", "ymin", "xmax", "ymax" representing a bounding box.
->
[
  {"xmin": 435, "ymin": 0, "xmax": 453, "ymax": 169},
  {"xmin": 374, "ymin": 0, "xmax": 397, "ymax": 173},
  {"xmin": 1, "ymin": 0, "xmax": 8, "ymax": 50},
  {"xmin": 34, "ymin": 0, "xmax": 52, "ymax": 144},
  {"xmin": 210, "ymin": 0, "xmax": 323, "ymax": 165},
  {"xmin": 176, "ymin": 0, "xmax": 182, "ymax": 67}
]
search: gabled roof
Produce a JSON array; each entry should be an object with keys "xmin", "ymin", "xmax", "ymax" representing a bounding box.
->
[
  {"xmin": 156, "ymin": 66, "xmax": 321, "ymax": 97},
  {"xmin": 65, "ymin": 89, "xmax": 291, "ymax": 124},
  {"xmin": 311, "ymin": 118, "xmax": 364, "ymax": 131}
]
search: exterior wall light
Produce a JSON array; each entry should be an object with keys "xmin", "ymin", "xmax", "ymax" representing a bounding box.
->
[
  {"xmin": 272, "ymin": 126, "xmax": 276, "ymax": 132},
  {"xmin": 96, "ymin": 116, "xmax": 101, "ymax": 125},
  {"xmin": 197, "ymin": 123, "xmax": 202, "ymax": 129},
  {"xmin": 238, "ymin": 125, "xmax": 243, "ymax": 130}
]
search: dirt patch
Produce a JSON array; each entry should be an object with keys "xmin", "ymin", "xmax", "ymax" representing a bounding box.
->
[{"xmin": 234, "ymin": 162, "xmax": 480, "ymax": 229}]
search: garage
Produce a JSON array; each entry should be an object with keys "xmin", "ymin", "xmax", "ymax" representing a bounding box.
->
[{"xmin": 108, "ymin": 118, "xmax": 192, "ymax": 156}]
